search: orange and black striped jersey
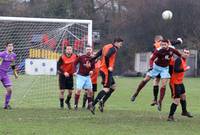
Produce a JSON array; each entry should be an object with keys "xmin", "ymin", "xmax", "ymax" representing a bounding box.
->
[
  {"xmin": 92, "ymin": 44, "xmax": 118, "ymax": 72},
  {"xmin": 101, "ymin": 44, "xmax": 118, "ymax": 71},
  {"xmin": 170, "ymin": 57, "xmax": 187, "ymax": 84},
  {"xmin": 57, "ymin": 53, "xmax": 77, "ymax": 75}
]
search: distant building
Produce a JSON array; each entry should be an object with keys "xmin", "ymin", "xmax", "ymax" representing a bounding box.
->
[{"xmin": 17, "ymin": 0, "xmax": 30, "ymax": 2}]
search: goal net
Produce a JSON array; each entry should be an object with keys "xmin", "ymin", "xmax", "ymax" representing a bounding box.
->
[{"xmin": 0, "ymin": 16, "xmax": 92, "ymax": 108}]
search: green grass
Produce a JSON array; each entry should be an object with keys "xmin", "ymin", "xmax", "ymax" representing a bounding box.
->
[{"xmin": 0, "ymin": 76, "xmax": 200, "ymax": 135}]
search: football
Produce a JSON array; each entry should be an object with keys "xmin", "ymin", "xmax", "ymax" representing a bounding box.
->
[{"xmin": 162, "ymin": 10, "xmax": 173, "ymax": 20}]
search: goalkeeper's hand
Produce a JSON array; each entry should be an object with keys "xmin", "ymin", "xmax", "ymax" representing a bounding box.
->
[
  {"xmin": 14, "ymin": 74, "xmax": 19, "ymax": 79},
  {"xmin": 13, "ymin": 69, "xmax": 18, "ymax": 79},
  {"xmin": 177, "ymin": 38, "xmax": 183, "ymax": 44}
]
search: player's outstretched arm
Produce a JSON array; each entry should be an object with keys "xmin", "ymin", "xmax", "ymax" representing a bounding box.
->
[
  {"xmin": 170, "ymin": 38, "xmax": 183, "ymax": 46},
  {"xmin": 91, "ymin": 49, "xmax": 102, "ymax": 61},
  {"xmin": 172, "ymin": 48, "xmax": 182, "ymax": 57}
]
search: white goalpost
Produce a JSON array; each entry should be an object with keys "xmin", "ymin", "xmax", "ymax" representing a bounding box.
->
[{"xmin": 0, "ymin": 16, "xmax": 93, "ymax": 108}]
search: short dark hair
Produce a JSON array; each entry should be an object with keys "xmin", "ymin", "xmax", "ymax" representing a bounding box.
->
[
  {"xmin": 113, "ymin": 37, "xmax": 123, "ymax": 43},
  {"xmin": 64, "ymin": 45, "xmax": 72, "ymax": 50},
  {"xmin": 161, "ymin": 39, "xmax": 169, "ymax": 43},
  {"xmin": 66, "ymin": 45, "xmax": 72, "ymax": 48},
  {"xmin": 5, "ymin": 41, "xmax": 13, "ymax": 47}
]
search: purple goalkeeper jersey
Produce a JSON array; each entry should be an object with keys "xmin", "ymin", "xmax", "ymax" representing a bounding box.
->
[{"xmin": 0, "ymin": 51, "xmax": 17, "ymax": 73}]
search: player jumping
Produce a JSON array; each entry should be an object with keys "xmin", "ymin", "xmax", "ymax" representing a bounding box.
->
[
  {"xmin": 131, "ymin": 39, "xmax": 181, "ymax": 111},
  {"xmin": 151, "ymin": 36, "xmax": 183, "ymax": 106},
  {"xmin": 89, "ymin": 37, "xmax": 123, "ymax": 114}
]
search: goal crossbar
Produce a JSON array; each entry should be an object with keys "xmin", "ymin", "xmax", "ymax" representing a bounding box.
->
[{"xmin": 0, "ymin": 16, "xmax": 93, "ymax": 46}]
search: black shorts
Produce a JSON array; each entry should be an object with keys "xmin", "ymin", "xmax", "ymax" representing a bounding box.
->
[
  {"xmin": 92, "ymin": 84, "xmax": 97, "ymax": 92},
  {"xmin": 100, "ymin": 70, "xmax": 115, "ymax": 88},
  {"xmin": 59, "ymin": 74, "xmax": 74, "ymax": 90},
  {"xmin": 171, "ymin": 83, "xmax": 185, "ymax": 98}
]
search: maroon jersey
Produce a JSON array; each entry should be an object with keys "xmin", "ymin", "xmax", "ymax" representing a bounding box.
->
[
  {"xmin": 75, "ymin": 55, "xmax": 95, "ymax": 76},
  {"xmin": 150, "ymin": 47, "xmax": 181, "ymax": 68}
]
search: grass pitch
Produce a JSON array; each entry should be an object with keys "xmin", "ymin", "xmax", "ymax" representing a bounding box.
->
[{"xmin": 0, "ymin": 76, "xmax": 200, "ymax": 135}]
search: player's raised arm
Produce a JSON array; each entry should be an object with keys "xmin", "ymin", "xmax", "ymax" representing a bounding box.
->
[
  {"xmin": 170, "ymin": 38, "xmax": 183, "ymax": 46},
  {"xmin": 91, "ymin": 49, "xmax": 102, "ymax": 61},
  {"xmin": 172, "ymin": 48, "xmax": 182, "ymax": 57}
]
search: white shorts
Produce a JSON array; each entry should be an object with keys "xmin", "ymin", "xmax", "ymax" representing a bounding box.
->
[
  {"xmin": 147, "ymin": 64, "xmax": 170, "ymax": 79},
  {"xmin": 76, "ymin": 74, "xmax": 92, "ymax": 90}
]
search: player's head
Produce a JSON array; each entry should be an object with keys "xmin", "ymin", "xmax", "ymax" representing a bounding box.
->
[
  {"xmin": 160, "ymin": 39, "xmax": 169, "ymax": 49},
  {"xmin": 113, "ymin": 37, "xmax": 123, "ymax": 48},
  {"xmin": 65, "ymin": 46, "xmax": 73, "ymax": 55},
  {"xmin": 85, "ymin": 46, "xmax": 93, "ymax": 56},
  {"xmin": 182, "ymin": 48, "xmax": 190, "ymax": 59},
  {"xmin": 154, "ymin": 35, "xmax": 163, "ymax": 42},
  {"xmin": 5, "ymin": 41, "xmax": 14, "ymax": 53}
]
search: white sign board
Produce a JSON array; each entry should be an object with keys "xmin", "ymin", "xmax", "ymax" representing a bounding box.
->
[{"xmin": 25, "ymin": 59, "xmax": 57, "ymax": 75}]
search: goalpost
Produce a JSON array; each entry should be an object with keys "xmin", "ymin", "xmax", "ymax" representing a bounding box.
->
[{"xmin": 0, "ymin": 16, "xmax": 93, "ymax": 108}]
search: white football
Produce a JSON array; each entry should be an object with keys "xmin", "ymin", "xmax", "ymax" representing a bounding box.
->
[{"xmin": 162, "ymin": 10, "xmax": 173, "ymax": 20}]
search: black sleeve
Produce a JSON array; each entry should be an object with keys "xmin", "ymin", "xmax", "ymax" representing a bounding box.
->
[
  {"xmin": 11, "ymin": 65, "xmax": 16, "ymax": 70},
  {"xmin": 91, "ymin": 60, "xmax": 95, "ymax": 71},
  {"xmin": 91, "ymin": 49, "xmax": 102, "ymax": 61},
  {"xmin": 10, "ymin": 61, "xmax": 16, "ymax": 70},
  {"xmin": 172, "ymin": 48, "xmax": 181, "ymax": 57},
  {"xmin": 174, "ymin": 58, "xmax": 184, "ymax": 73},
  {"xmin": 170, "ymin": 40, "xmax": 182, "ymax": 46},
  {"xmin": 105, "ymin": 47, "xmax": 116, "ymax": 67},
  {"xmin": 57, "ymin": 57, "xmax": 63, "ymax": 74}
]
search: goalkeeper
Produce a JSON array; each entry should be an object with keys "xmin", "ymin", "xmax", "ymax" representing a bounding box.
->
[{"xmin": 0, "ymin": 41, "xmax": 18, "ymax": 109}]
